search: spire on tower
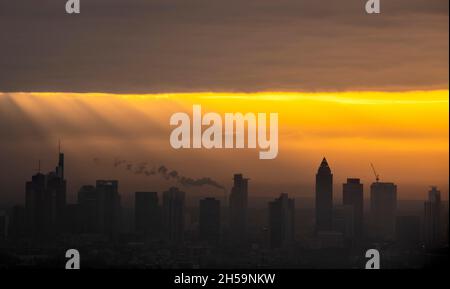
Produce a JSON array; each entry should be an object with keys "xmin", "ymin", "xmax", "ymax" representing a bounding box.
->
[
  {"xmin": 57, "ymin": 139, "xmax": 64, "ymax": 179},
  {"xmin": 317, "ymin": 157, "xmax": 331, "ymax": 174}
]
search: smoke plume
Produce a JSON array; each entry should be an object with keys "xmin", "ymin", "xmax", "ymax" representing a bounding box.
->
[{"xmin": 100, "ymin": 158, "xmax": 225, "ymax": 190}]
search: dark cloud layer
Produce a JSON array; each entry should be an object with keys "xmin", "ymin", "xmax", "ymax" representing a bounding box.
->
[{"xmin": 0, "ymin": 0, "xmax": 448, "ymax": 93}]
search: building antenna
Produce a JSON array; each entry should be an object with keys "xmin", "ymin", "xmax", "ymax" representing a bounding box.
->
[
  {"xmin": 370, "ymin": 163, "xmax": 380, "ymax": 183},
  {"xmin": 58, "ymin": 139, "xmax": 61, "ymax": 154}
]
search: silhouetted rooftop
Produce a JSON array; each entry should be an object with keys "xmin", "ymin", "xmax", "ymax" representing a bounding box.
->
[{"xmin": 317, "ymin": 157, "xmax": 332, "ymax": 175}]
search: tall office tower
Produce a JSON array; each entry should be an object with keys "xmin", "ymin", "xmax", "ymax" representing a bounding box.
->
[
  {"xmin": 95, "ymin": 180, "xmax": 121, "ymax": 237},
  {"xmin": 56, "ymin": 142, "xmax": 64, "ymax": 179},
  {"xmin": 199, "ymin": 197, "xmax": 221, "ymax": 244},
  {"xmin": 268, "ymin": 193, "xmax": 295, "ymax": 249},
  {"xmin": 424, "ymin": 186, "xmax": 442, "ymax": 248},
  {"xmin": 333, "ymin": 205, "xmax": 354, "ymax": 245},
  {"xmin": 25, "ymin": 150, "xmax": 66, "ymax": 237},
  {"xmin": 396, "ymin": 215, "xmax": 421, "ymax": 248},
  {"xmin": 229, "ymin": 173, "xmax": 249, "ymax": 244},
  {"xmin": 135, "ymin": 191, "xmax": 161, "ymax": 238},
  {"xmin": 315, "ymin": 158, "xmax": 333, "ymax": 233},
  {"xmin": 77, "ymin": 185, "xmax": 98, "ymax": 233},
  {"xmin": 343, "ymin": 178, "xmax": 364, "ymax": 239},
  {"xmin": 370, "ymin": 182, "xmax": 397, "ymax": 240},
  {"xmin": 162, "ymin": 187, "xmax": 185, "ymax": 244}
]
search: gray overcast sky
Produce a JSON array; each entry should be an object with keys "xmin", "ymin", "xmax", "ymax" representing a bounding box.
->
[{"xmin": 0, "ymin": 0, "xmax": 448, "ymax": 93}]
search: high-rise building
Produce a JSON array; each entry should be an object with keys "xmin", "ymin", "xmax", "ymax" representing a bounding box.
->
[
  {"xmin": 162, "ymin": 187, "xmax": 185, "ymax": 244},
  {"xmin": 95, "ymin": 180, "xmax": 121, "ymax": 237},
  {"xmin": 268, "ymin": 193, "xmax": 295, "ymax": 249},
  {"xmin": 229, "ymin": 173, "xmax": 249, "ymax": 244},
  {"xmin": 343, "ymin": 178, "xmax": 364, "ymax": 239},
  {"xmin": 25, "ymin": 150, "xmax": 66, "ymax": 237},
  {"xmin": 315, "ymin": 158, "xmax": 333, "ymax": 233},
  {"xmin": 56, "ymin": 147, "xmax": 64, "ymax": 179},
  {"xmin": 424, "ymin": 186, "xmax": 441, "ymax": 248},
  {"xmin": 370, "ymin": 182, "xmax": 397, "ymax": 240},
  {"xmin": 333, "ymin": 205, "xmax": 354, "ymax": 245},
  {"xmin": 77, "ymin": 181, "xmax": 121, "ymax": 237},
  {"xmin": 199, "ymin": 197, "xmax": 221, "ymax": 245},
  {"xmin": 135, "ymin": 191, "xmax": 161, "ymax": 238},
  {"xmin": 77, "ymin": 185, "xmax": 98, "ymax": 233}
]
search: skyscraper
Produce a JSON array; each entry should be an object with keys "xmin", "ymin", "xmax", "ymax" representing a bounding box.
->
[
  {"xmin": 424, "ymin": 186, "xmax": 441, "ymax": 248},
  {"xmin": 135, "ymin": 191, "xmax": 161, "ymax": 238},
  {"xmin": 95, "ymin": 180, "xmax": 121, "ymax": 237},
  {"xmin": 77, "ymin": 181, "xmax": 121, "ymax": 237},
  {"xmin": 370, "ymin": 182, "xmax": 397, "ymax": 240},
  {"xmin": 343, "ymin": 178, "xmax": 364, "ymax": 239},
  {"xmin": 25, "ymin": 150, "xmax": 66, "ymax": 237},
  {"xmin": 162, "ymin": 187, "xmax": 185, "ymax": 244},
  {"xmin": 315, "ymin": 158, "xmax": 333, "ymax": 233},
  {"xmin": 268, "ymin": 193, "xmax": 295, "ymax": 249},
  {"xmin": 333, "ymin": 205, "xmax": 354, "ymax": 244},
  {"xmin": 56, "ymin": 144, "xmax": 64, "ymax": 179},
  {"xmin": 77, "ymin": 185, "xmax": 98, "ymax": 233},
  {"xmin": 229, "ymin": 173, "xmax": 249, "ymax": 244},
  {"xmin": 199, "ymin": 197, "xmax": 221, "ymax": 245}
]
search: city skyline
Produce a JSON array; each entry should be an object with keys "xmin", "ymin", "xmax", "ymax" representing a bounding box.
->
[
  {"xmin": 13, "ymin": 148, "xmax": 449, "ymax": 229},
  {"xmin": 1, "ymin": 148, "xmax": 447, "ymax": 268}
]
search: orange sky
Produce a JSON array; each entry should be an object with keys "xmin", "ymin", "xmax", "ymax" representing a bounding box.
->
[{"xmin": 0, "ymin": 91, "xmax": 448, "ymax": 203}]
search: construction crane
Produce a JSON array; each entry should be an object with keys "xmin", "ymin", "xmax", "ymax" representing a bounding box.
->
[{"xmin": 370, "ymin": 163, "xmax": 380, "ymax": 183}]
